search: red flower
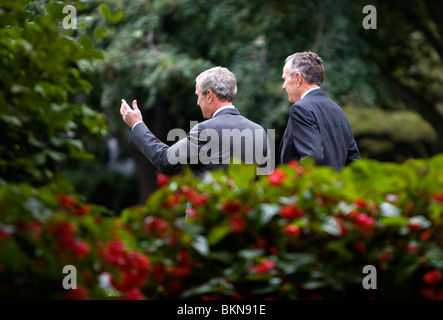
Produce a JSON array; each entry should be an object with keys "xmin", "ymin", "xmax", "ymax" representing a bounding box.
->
[
  {"xmin": 423, "ymin": 270, "xmax": 442, "ymax": 285},
  {"xmin": 379, "ymin": 250, "xmax": 391, "ymax": 263},
  {"xmin": 145, "ymin": 216, "xmax": 170, "ymax": 238},
  {"xmin": 268, "ymin": 169, "xmax": 286, "ymax": 185},
  {"xmin": 172, "ymin": 266, "xmax": 192, "ymax": 278},
  {"xmin": 284, "ymin": 225, "xmax": 301, "ymax": 237},
  {"xmin": 269, "ymin": 246, "xmax": 278, "ymax": 255},
  {"xmin": 185, "ymin": 207, "xmax": 200, "ymax": 219},
  {"xmin": 279, "ymin": 205, "xmax": 304, "ymax": 219},
  {"xmin": 54, "ymin": 221, "xmax": 76, "ymax": 248},
  {"xmin": 354, "ymin": 213, "xmax": 375, "ymax": 236},
  {"xmin": 164, "ymin": 193, "xmax": 181, "ymax": 209},
  {"xmin": 180, "ymin": 186, "xmax": 209, "ymax": 207},
  {"xmin": 255, "ymin": 237, "xmax": 267, "ymax": 249},
  {"xmin": 26, "ymin": 221, "xmax": 42, "ymax": 239},
  {"xmin": 74, "ymin": 204, "xmax": 91, "ymax": 216},
  {"xmin": 110, "ymin": 252, "xmax": 150, "ymax": 292},
  {"xmin": 221, "ymin": 200, "xmax": 242, "ymax": 214},
  {"xmin": 353, "ymin": 241, "xmax": 366, "ymax": 254},
  {"xmin": 101, "ymin": 238, "xmax": 126, "ymax": 264},
  {"xmin": 123, "ymin": 288, "xmax": 146, "ymax": 300},
  {"xmin": 288, "ymin": 160, "xmax": 304, "ymax": 174},
  {"xmin": 156, "ymin": 171, "xmax": 170, "ymax": 187},
  {"xmin": 230, "ymin": 214, "xmax": 246, "ymax": 233},
  {"xmin": 433, "ymin": 192, "xmax": 443, "ymax": 203},
  {"xmin": 0, "ymin": 227, "xmax": 13, "ymax": 243},
  {"xmin": 407, "ymin": 221, "xmax": 422, "ymax": 233},
  {"xmin": 421, "ymin": 288, "xmax": 443, "ymax": 300},
  {"xmin": 177, "ymin": 250, "xmax": 193, "ymax": 266},
  {"xmin": 421, "ymin": 230, "xmax": 431, "ymax": 241},
  {"xmin": 354, "ymin": 198, "xmax": 368, "ymax": 208},
  {"xmin": 72, "ymin": 240, "xmax": 90, "ymax": 258},
  {"xmin": 58, "ymin": 193, "xmax": 77, "ymax": 209},
  {"xmin": 193, "ymin": 194, "xmax": 209, "ymax": 207},
  {"xmin": 152, "ymin": 263, "xmax": 168, "ymax": 283},
  {"xmin": 251, "ymin": 260, "xmax": 276, "ymax": 274},
  {"xmin": 406, "ymin": 241, "xmax": 420, "ymax": 254},
  {"xmin": 60, "ymin": 285, "xmax": 89, "ymax": 300}
]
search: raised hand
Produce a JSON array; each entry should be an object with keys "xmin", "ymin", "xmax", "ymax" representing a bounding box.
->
[{"xmin": 120, "ymin": 99, "xmax": 143, "ymax": 128}]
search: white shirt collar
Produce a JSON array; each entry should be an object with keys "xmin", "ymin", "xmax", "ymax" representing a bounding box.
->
[
  {"xmin": 212, "ymin": 105, "xmax": 235, "ymax": 118},
  {"xmin": 300, "ymin": 87, "xmax": 320, "ymax": 100}
]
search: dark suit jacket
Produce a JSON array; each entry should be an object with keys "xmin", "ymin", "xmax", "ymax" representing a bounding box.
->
[
  {"xmin": 279, "ymin": 88, "xmax": 360, "ymax": 171},
  {"xmin": 129, "ymin": 108, "xmax": 271, "ymax": 176}
]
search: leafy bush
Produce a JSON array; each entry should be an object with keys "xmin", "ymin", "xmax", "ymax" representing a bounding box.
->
[
  {"xmin": 0, "ymin": 0, "xmax": 107, "ymax": 185},
  {"xmin": 1, "ymin": 156, "xmax": 443, "ymax": 300}
]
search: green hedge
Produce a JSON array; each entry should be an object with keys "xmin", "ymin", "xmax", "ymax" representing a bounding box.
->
[{"xmin": 1, "ymin": 156, "xmax": 443, "ymax": 299}]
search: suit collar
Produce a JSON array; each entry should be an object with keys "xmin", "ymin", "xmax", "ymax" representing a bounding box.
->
[
  {"xmin": 213, "ymin": 107, "xmax": 240, "ymax": 117},
  {"xmin": 301, "ymin": 87, "xmax": 322, "ymax": 100}
]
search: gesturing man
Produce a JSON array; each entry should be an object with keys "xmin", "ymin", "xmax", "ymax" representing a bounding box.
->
[
  {"xmin": 279, "ymin": 51, "xmax": 360, "ymax": 171},
  {"xmin": 120, "ymin": 66, "xmax": 273, "ymax": 176}
]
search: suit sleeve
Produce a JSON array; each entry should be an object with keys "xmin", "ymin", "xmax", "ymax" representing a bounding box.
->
[
  {"xmin": 346, "ymin": 139, "xmax": 361, "ymax": 165},
  {"xmin": 128, "ymin": 122, "xmax": 177, "ymax": 171},
  {"xmin": 289, "ymin": 104, "xmax": 324, "ymax": 163},
  {"xmin": 129, "ymin": 122, "xmax": 203, "ymax": 172}
]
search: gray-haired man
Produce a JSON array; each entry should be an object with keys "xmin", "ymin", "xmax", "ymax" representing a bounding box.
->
[
  {"xmin": 279, "ymin": 51, "xmax": 360, "ymax": 170},
  {"xmin": 120, "ymin": 66, "xmax": 274, "ymax": 176}
]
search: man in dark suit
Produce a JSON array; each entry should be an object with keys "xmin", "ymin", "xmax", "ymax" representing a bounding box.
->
[
  {"xmin": 120, "ymin": 66, "xmax": 273, "ymax": 176},
  {"xmin": 279, "ymin": 51, "xmax": 360, "ymax": 171}
]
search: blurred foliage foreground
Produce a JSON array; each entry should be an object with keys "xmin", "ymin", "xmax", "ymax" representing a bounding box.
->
[{"xmin": 1, "ymin": 156, "xmax": 443, "ymax": 300}]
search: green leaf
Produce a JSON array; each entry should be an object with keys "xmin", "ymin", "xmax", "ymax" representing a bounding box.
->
[
  {"xmin": 0, "ymin": 237, "xmax": 34, "ymax": 272},
  {"xmin": 207, "ymin": 225, "xmax": 231, "ymax": 245},
  {"xmin": 192, "ymin": 235, "xmax": 209, "ymax": 256},
  {"xmin": 180, "ymin": 277, "xmax": 228, "ymax": 298},
  {"xmin": 380, "ymin": 216, "xmax": 409, "ymax": 227},
  {"xmin": 94, "ymin": 27, "xmax": 107, "ymax": 39},
  {"xmin": 174, "ymin": 217, "xmax": 202, "ymax": 234},
  {"xmin": 99, "ymin": 4, "xmax": 125, "ymax": 23},
  {"xmin": 79, "ymin": 35, "xmax": 93, "ymax": 49},
  {"xmin": 251, "ymin": 203, "xmax": 279, "ymax": 226},
  {"xmin": 227, "ymin": 163, "xmax": 257, "ymax": 188}
]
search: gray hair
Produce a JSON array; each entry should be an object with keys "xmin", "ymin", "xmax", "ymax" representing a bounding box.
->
[
  {"xmin": 285, "ymin": 51, "xmax": 324, "ymax": 85},
  {"xmin": 196, "ymin": 66, "xmax": 237, "ymax": 102}
]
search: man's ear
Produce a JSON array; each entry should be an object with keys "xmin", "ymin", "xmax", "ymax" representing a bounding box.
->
[
  {"xmin": 207, "ymin": 89, "xmax": 213, "ymax": 101},
  {"xmin": 295, "ymin": 72, "xmax": 301, "ymax": 84}
]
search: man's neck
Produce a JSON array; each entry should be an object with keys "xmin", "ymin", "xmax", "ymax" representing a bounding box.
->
[
  {"xmin": 211, "ymin": 101, "xmax": 234, "ymax": 117},
  {"xmin": 300, "ymin": 85, "xmax": 320, "ymax": 100}
]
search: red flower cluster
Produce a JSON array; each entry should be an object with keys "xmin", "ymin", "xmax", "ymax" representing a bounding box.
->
[
  {"xmin": 145, "ymin": 216, "xmax": 170, "ymax": 238},
  {"xmin": 0, "ymin": 226, "xmax": 13, "ymax": 243},
  {"xmin": 53, "ymin": 221, "xmax": 90, "ymax": 258},
  {"xmin": 353, "ymin": 213, "xmax": 375, "ymax": 236},
  {"xmin": 180, "ymin": 186, "xmax": 209, "ymax": 207},
  {"xmin": 268, "ymin": 169, "xmax": 286, "ymax": 185},
  {"xmin": 432, "ymin": 192, "xmax": 443, "ymax": 203},
  {"xmin": 101, "ymin": 239, "xmax": 150, "ymax": 299},
  {"xmin": 229, "ymin": 214, "xmax": 246, "ymax": 233},
  {"xmin": 250, "ymin": 259, "xmax": 276, "ymax": 274},
  {"xmin": 423, "ymin": 270, "xmax": 442, "ymax": 285},
  {"xmin": 221, "ymin": 200, "xmax": 242, "ymax": 214},
  {"xmin": 422, "ymin": 270, "xmax": 443, "ymax": 300},
  {"xmin": 57, "ymin": 193, "xmax": 91, "ymax": 216},
  {"xmin": 221, "ymin": 200, "xmax": 247, "ymax": 233},
  {"xmin": 279, "ymin": 204, "xmax": 304, "ymax": 219},
  {"xmin": 284, "ymin": 225, "xmax": 301, "ymax": 237},
  {"xmin": 156, "ymin": 171, "xmax": 170, "ymax": 187},
  {"xmin": 288, "ymin": 160, "xmax": 305, "ymax": 174},
  {"xmin": 59, "ymin": 284, "xmax": 89, "ymax": 300},
  {"xmin": 151, "ymin": 250, "xmax": 196, "ymax": 295}
]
